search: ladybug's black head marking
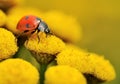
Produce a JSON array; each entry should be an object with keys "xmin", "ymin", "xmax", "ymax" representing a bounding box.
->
[
  {"xmin": 37, "ymin": 21, "xmax": 51, "ymax": 34},
  {"xmin": 44, "ymin": 27, "xmax": 50, "ymax": 34}
]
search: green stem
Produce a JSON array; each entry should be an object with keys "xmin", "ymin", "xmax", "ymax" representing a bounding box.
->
[{"xmin": 39, "ymin": 64, "xmax": 47, "ymax": 84}]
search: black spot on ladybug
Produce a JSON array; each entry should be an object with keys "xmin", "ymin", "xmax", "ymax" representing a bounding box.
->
[
  {"xmin": 26, "ymin": 23, "xmax": 30, "ymax": 28},
  {"xmin": 25, "ymin": 16, "xmax": 29, "ymax": 20}
]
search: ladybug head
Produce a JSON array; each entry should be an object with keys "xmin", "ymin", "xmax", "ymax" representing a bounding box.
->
[{"xmin": 37, "ymin": 21, "xmax": 51, "ymax": 34}]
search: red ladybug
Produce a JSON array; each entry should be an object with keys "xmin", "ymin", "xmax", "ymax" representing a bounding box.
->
[{"xmin": 17, "ymin": 15, "xmax": 50, "ymax": 34}]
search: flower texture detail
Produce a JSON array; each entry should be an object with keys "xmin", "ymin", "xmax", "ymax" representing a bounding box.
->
[
  {"xmin": 44, "ymin": 65, "xmax": 86, "ymax": 84},
  {"xmin": 57, "ymin": 44, "xmax": 89, "ymax": 73},
  {"xmin": 0, "ymin": 10, "xmax": 6, "ymax": 26},
  {"xmin": 25, "ymin": 32, "xmax": 65, "ymax": 64},
  {"xmin": 56, "ymin": 45, "xmax": 116, "ymax": 81},
  {"xmin": 0, "ymin": 28, "xmax": 18, "ymax": 60},
  {"xmin": 25, "ymin": 32, "xmax": 65, "ymax": 55},
  {"xmin": 43, "ymin": 11, "xmax": 82, "ymax": 43},
  {"xmin": 0, "ymin": 58, "xmax": 39, "ymax": 84},
  {"xmin": 87, "ymin": 53, "xmax": 116, "ymax": 81}
]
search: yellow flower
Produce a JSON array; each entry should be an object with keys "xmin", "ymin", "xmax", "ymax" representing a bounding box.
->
[
  {"xmin": 0, "ymin": 28, "xmax": 18, "ymax": 60},
  {"xmin": 6, "ymin": 7, "xmax": 43, "ymax": 34},
  {"xmin": 56, "ymin": 44, "xmax": 89, "ymax": 73},
  {"xmin": 0, "ymin": 10, "xmax": 6, "ymax": 26},
  {"xmin": 87, "ymin": 53, "xmax": 116, "ymax": 81},
  {"xmin": 45, "ymin": 65, "xmax": 86, "ymax": 84},
  {"xmin": 0, "ymin": 58, "xmax": 39, "ymax": 84},
  {"xmin": 43, "ymin": 11, "xmax": 82, "ymax": 43},
  {"xmin": 25, "ymin": 32, "xmax": 65, "ymax": 55},
  {"xmin": 25, "ymin": 32, "xmax": 65, "ymax": 64},
  {"xmin": 57, "ymin": 45, "xmax": 116, "ymax": 81}
]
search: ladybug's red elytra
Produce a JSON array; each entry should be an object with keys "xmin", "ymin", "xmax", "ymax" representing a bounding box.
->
[{"xmin": 17, "ymin": 15, "xmax": 51, "ymax": 34}]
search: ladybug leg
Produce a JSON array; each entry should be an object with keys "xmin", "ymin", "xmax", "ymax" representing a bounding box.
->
[
  {"xmin": 37, "ymin": 34, "xmax": 40, "ymax": 43},
  {"xmin": 46, "ymin": 31, "xmax": 53, "ymax": 38},
  {"xmin": 31, "ymin": 30, "xmax": 36, "ymax": 34},
  {"xmin": 48, "ymin": 32, "xmax": 53, "ymax": 35},
  {"xmin": 31, "ymin": 29, "xmax": 40, "ymax": 42},
  {"xmin": 36, "ymin": 30, "xmax": 40, "ymax": 43},
  {"xmin": 31, "ymin": 29, "xmax": 40, "ymax": 43}
]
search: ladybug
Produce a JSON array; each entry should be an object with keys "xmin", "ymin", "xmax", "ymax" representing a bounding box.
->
[{"xmin": 17, "ymin": 15, "xmax": 51, "ymax": 35}]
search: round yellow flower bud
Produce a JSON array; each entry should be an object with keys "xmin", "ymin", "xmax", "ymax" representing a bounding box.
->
[
  {"xmin": 0, "ymin": 58, "xmax": 39, "ymax": 84},
  {"xmin": 57, "ymin": 44, "xmax": 89, "ymax": 73},
  {"xmin": 6, "ymin": 7, "xmax": 43, "ymax": 34},
  {"xmin": 45, "ymin": 65, "xmax": 86, "ymax": 84},
  {"xmin": 87, "ymin": 53, "xmax": 116, "ymax": 81},
  {"xmin": 0, "ymin": 28, "xmax": 18, "ymax": 60},
  {"xmin": 25, "ymin": 32, "xmax": 65, "ymax": 64},
  {"xmin": 25, "ymin": 32, "xmax": 65, "ymax": 55},
  {"xmin": 43, "ymin": 11, "xmax": 82, "ymax": 43},
  {"xmin": 0, "ymin": 10, "xmax": 6, "ymax": 26}
]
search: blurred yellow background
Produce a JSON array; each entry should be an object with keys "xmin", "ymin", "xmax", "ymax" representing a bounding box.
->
[{"xmin": 21, "ymin": 0, "xmax": 119, "ymax": 84}]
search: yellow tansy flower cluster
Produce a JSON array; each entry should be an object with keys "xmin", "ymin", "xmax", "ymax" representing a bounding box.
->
[
  {"xmin": 45, "ymin": 65, "xmax": 86, "ymax": 84},
  {"xmin": 56, "ymin": 45, "xmax": 116, "ymax": 82},
  {"xmin": 25, "ymin": 32, "xmax": 65, "ymax": 64},
  {"xmin": 0, "ymin": 58, "xmax": 39, "ymax": 84},
  {"xmin": 0, "ymin": 28, "xmax": 18, "ymax": 60},
  {"xmin": 87, "ymin": 53, "xmax": 116, "ymax": 81},
  {"xmin": 0, "ymin": 1, "xmax": 116, "ymax": 84},
  {"xmin": 25, "ymin": 32, "xmax": 65, "ymax": 55},
  {"xmin": 57, "ymin": 44, "xmax": 89, "ymax": 73}
]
